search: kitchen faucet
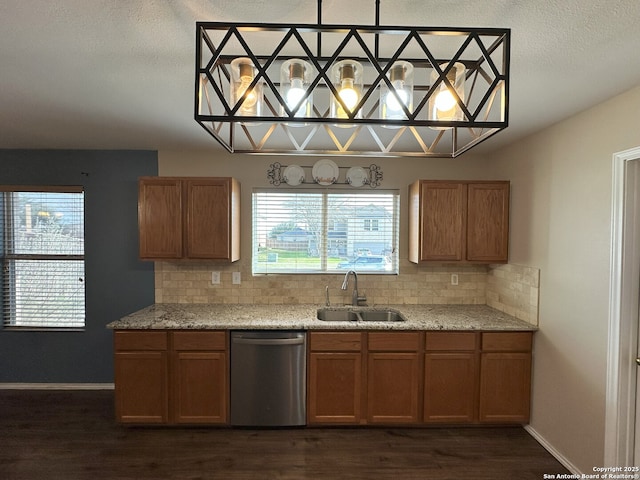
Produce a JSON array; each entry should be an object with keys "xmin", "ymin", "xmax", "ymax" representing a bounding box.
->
[{"xmin": 341, "ymin": 270, "xmax": 367, "ymax": 306}]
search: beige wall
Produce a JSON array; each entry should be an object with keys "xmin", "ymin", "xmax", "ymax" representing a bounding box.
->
[
  {"xmin": 156, "ymin": 152, "xmax": 503, "ymax": 306},
  {"xmin": 487, "ymin": 84, "xmax": 640, "ymax": 472}
]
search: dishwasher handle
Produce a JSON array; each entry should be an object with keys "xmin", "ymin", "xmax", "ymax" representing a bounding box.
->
[{"xmin": 232, "ymin": 336, "xmax": 305, "ymax": 346}]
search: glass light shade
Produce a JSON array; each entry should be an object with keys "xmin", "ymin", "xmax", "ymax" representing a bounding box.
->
[
  {"xmin": 428, "ymin": 62, "xmax": 466, "ymax": 130},
  {"xmin": 280, "ymin": 59, "xmax": 313, "ymax": 124},
  {"xmin": 380, "ymin": 61, "xmax": 414, "ymax": 127},
  {"xmin": 230, "ymin": 57, "xmax": 264, "ymax": 118},
  {"xmin": 330, "ymin": 60, "xmax": 363, "ymax": 122}
]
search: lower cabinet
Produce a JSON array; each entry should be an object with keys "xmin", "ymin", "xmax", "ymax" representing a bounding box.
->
[
  {"xmin": 114, "ymin": 330, "xmax": 228, "ymax": 425},
  {"xmin": 307, "ymin": 332, "xmax": 363, "ymax": 425},
  {"xmin": 171, "ymin": 331, "xmax": 228, "ymax": 424},
  {"xmin": 308, "ymin": 331, "xmax": 422, "ymax": 426},
  {"xmin": 479, "ymin": 332, "xmax": 532, "ymax": 424},
  {"xmin": 424, "ymin": 330, "xmax": 533, "ymax": 424},
  {"xmin": 114, "ymin": 328, "xmax": 532, "ymax": 427},
  {"xmin": 114, "ymin": 331, "xmax": 169, "ymax": 424},
  {"xmin": 367, "ymin": 332, "xmax": 421, "ymax": 424},
  {"xmin": 424, "ymin": 332, "xmax": 478, "ymax": 424}
]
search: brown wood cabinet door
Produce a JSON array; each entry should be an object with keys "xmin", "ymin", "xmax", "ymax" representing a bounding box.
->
[
  {"xmin": 185, "ymin": 178, "xmax": 232, "ymax": 259},
  {"xmin": 114, "ymin": 351, "xmax": 168, "ymax": 424},
  {"xmin": 466, "ymin": 182, "xmax": 509, "ymax": 262},
  {"xmin": 419, "ymin": 181, "xmax": 466, "ymax": 261},
  {"xmin": 138, "ymin": 178, "xmax": 183, "ymax": 259},
  {"xmin": 367, "ymin": 352, "xmax": 420, "ymax": 424},
  {"xmin": 308, "ymin": 352, "xmax": 362, "ymax": 424},
  {"xmin": 172, "ymin": 351, "xmax": 227, "ymax": 424},
  {"xmin": 424, "ymin": 352, "xmax": 477, "ymax": 423},
  {"xmin": 479, "ymin": 352, "xmax": 531, "ymax": 423}
]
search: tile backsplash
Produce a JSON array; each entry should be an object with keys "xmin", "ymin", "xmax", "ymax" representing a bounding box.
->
[
  {"xmin": 486, "ymin": 264, "xmax": 540, "ymax": 326},
  {"xmin": 155, "ymin": 260, "xmax": 489, "ymax": 307},
  {"xmin": 154, "ymin": 260, "xmax": 540, "ymax": 325}
]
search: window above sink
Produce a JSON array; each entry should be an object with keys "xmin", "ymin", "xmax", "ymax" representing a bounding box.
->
[{"xmin": 252, "ymin": 189, "xmax": 399, "ymax": 275}]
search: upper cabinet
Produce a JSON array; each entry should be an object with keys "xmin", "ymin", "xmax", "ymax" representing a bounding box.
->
[
  {"xmin": 408, "ymin": 180, "xmax": 509, "ymax": 264},
  {"xmin": 138, "ymin": 177, "xmax": 240, "ymax": 261}
]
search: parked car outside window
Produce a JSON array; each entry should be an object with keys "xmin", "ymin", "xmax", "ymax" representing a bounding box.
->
[{"xmin": 336, "ymin": 255, "xmax": 391, "ymax": 271}]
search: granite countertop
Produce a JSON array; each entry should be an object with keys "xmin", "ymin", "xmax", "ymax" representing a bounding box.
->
[{"xmin": 107, "ymin": 303, "xmax": 536, "ymax": 331}]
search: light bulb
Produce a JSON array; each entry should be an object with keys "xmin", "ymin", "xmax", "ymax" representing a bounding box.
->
[
  {"xmin": 338, "ymin": 79, "xmax": 359, "ymax": 111},
  {"xmin": 236, "ymin": 62, "xmax": 257, "ymax": 110},
  {"xmin": 434, "ymin": 89, "xmax": 456, "ymax": 112},
  {"xmin": 230, "ymin": 57, "xmax": 263, "ymax": 120},
  {"xmin": 380, "ymin": 61, "xmax": 413, "ymax": 126},
  {"xmin": 280, "ymin": 59, "xmax": 313, "ymax": 123},
  {"xmin": 385, "ymin": 80, "xmax": 409, "ymax": 111},
  {"xmin": 286, "ymin": 78, "xmax": 305, "ymax": 111},
  {"xmin": 238, "ymin": 75, "xmax": 257, "ymax": 109},
  {"xmin": 330, "ymin": 60, "xmax": 363, "ymax": 124},
  {"xmin": 428, "ymin": 62, "xmax": 465, "ymax": 129}
]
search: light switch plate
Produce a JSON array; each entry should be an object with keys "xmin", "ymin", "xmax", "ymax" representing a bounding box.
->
[
  {"xmin": 451, "ymin": 274, "xmax": 459, "ymax": 286},
  {"xmin": 232, "ymin": 272, "xmax": 241, "ymax": 285},
  {"xmin": 211, "ymin": 271, "xmax": 221, "ymax": 285}
]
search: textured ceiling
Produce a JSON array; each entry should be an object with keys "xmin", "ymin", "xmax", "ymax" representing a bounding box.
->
[{"xmin": 1, "ymin": 0, "xmax": 639, "ymax": 155}]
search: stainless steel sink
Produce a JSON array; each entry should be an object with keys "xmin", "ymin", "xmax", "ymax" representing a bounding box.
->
[
  {"xmin": 317, "ymin": 309, "xmax": 359, "ymax": 322},
  {"xmin": 357, "ymin": 309, "xmax": 405, "ymax": 322},
  {"xmin": 316, "ymin": 308, "xmax": 406, "ymax": 322}
]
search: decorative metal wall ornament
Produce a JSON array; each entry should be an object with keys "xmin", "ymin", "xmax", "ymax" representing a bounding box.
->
[
  {"xmin": 267, "ymin": 163, "xmax": 383, "ymax": 188},
  {"xmin": 195, "ymin": 0, "xmax": 510, "ymax": 157}
]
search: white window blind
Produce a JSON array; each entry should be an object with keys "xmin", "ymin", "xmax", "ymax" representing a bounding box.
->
[
  {"xmin": 253, "ymin": 189, "xmax": 399, "ymax": 274},
  {"xmin": 1, "ymin": 187, "xmax": 85, "ymax": 328}
]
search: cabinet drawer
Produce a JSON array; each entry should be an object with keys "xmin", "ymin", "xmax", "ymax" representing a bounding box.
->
[
  {"xmin": 368, "ymin": 332, "xmax": 421, "ymax": 351},
  {"xmin": 482, "ymin": 332, "xmax": 532, "ymax": 352},
  {"xmin": 114, "ymin": 330, "xmax": 168, "ymax": 351},
  {"xmin": 172, "ymin": 331, "xmax": 226, "ymax": 351},
  {"xmin": 309, "ymin": 332, "xmax": 362, "ymax": 351},
  {"xmin": 426, "ymin": 332, "xmax": 477, "ymax": 351}
]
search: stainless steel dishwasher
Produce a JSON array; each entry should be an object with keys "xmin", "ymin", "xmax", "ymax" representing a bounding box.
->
[{"xmin": 230, "ymin": 330, "xmax": 306, "ymax": 426}]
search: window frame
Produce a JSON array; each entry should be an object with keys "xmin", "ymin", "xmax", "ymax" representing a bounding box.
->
[
  {"xmin": 0, "ymin": 185, "xmax": 86, "ymax": 330},
  {"xmin": 252, "ymin": 188, "xmax": 399, "ymax": 275}
]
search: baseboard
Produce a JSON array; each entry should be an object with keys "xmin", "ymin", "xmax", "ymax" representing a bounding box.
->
[
  {"xmin": 525, "ymin": 425, "xmax": 581, "ymax": 475},
  {"xmin": 0, "ymin": 383, "xmax": 114, "ymax": 390}
]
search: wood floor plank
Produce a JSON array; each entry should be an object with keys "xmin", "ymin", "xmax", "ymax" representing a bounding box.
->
[{"xmin": 0, "ymin": 390, "xmax": 570, "ymax": 479}]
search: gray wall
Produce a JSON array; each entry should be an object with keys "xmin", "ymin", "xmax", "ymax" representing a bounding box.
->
[{"xmin": 0, "ymin": 150, "xmax": 157, "ymax": 383}]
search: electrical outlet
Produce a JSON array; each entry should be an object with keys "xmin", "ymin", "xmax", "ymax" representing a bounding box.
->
[
  {"xmin": 211, "ymin": 271, "xmax": 221, "ymax": 285},
  {"xmin": 232, "ymin": 272, "xmax": 241, "ymax": 285},
  {"xmin": 451, "ymin": 274, "xmax": 459, "ymax": 286}
]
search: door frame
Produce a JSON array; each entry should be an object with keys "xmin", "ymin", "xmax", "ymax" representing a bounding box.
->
[{"xmin": 605, "ymin": 146, "xmax": 640, "ymax": 467}]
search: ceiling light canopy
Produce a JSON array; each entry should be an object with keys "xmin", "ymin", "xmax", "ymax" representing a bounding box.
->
[{"xmin": 195, "ymin": 1, "xmax": 510, "ymax": 157}]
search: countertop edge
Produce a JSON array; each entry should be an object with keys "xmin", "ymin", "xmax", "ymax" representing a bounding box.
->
[{"xmin": 108, "ymin": 304, "xmax": 537, "ymax": 332}]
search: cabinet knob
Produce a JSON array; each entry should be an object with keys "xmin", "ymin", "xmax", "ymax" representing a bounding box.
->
[{"xmin": 636, "ymin": 358, "xmax": 640, "ymax": 366}]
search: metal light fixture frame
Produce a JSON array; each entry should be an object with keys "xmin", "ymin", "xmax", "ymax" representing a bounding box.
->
[{"xmin": 195, "ymin": 3, "xmax": 510, "ymax": 157}]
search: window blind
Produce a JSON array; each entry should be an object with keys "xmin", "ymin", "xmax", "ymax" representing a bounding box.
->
[
  {"xmin": 252, "ymin": 189, "xmax": 399, "ymax": 274},
  {"xmin": 1, "ymin": 187, "xmax": 85, "ymax": 328}
]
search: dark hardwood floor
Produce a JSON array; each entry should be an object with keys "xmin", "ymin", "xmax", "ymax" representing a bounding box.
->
[{"xmin": 0, "ymin": 390, "xmax": 569, "ymax": 480}]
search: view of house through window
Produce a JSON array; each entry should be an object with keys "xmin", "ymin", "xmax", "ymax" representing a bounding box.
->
[
  {"xmin": 0, "ymin": 187, "xmax": 85, "ymax": 328},
  {"xmin": 253, "ymin": 189, "xmax": 399, "ymax": 274}
]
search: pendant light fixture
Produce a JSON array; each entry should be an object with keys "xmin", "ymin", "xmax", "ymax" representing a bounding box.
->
[
  {"xmin": 280, "ymin": 59, "xmax": 313, "ymax": 122},
  {"xmin": 229, "ymin": 57, "xmax": 263, "ymax": 119},
  {"xmin": 428, "ymin": 62, "xmax": 466, "ymax": 129},
  {"xmin": 195, "ymin": 0, "xmax": 510, "ymax": 157},
  {"xmin": 331, "ymin": 60, "xmax": 363, "ymax": 123},
  {"xmin": 380, "ymin": 61, "xmax": 414, "ymax": 126}
]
